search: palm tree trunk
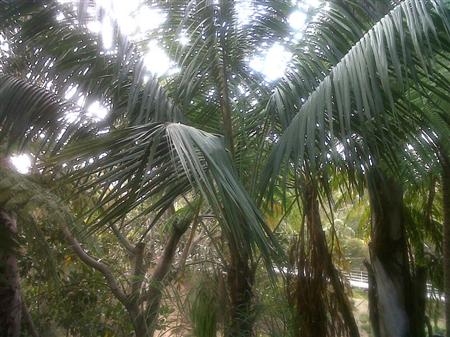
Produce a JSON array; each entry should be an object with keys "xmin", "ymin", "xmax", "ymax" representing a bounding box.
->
[
  {"xmin": 367, "ymin": 171, "xmax": 414, "ymax": 337},
  {"xmin": 0, "ymin": 210, "xmax": 21, "ymax": 337},
  {"xmin": 441, "ymin": 153, "xmax": 450, "ymax": 337},
  {"xmin": 298, "ymin": 181, "xmax": 359, "ymax": 337},
  {"xmin": 412, "ymin": 266, "xmax": 427, "ymax": 337},
  {"xmin": 226, "ymin": 243, "xmax": 255, "ymax": 337},
  {"xmin": 215, "ymin": 22, "xmax": 256, "ymax": 336}
]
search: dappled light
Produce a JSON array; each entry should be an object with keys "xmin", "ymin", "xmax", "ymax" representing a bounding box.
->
[
  {"xmin": 9, "ymin": 153, "xmax": 32, "ymax": 174},
  {"xmin": 87, "ymin": 100, "xmax": 109, "ymax": 121},
  {"xmin": 249, "ymin": 43, "xmax": 293, "ymax": 81},
  {"xmin": 0, "ymin": 1, "xmax": 449, "ymax": 337},
  {"xmin": 144, "ymin": 40, "xmax": 177, "ymax": 76}
]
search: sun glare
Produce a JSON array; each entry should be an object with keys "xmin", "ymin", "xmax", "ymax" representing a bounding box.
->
[
  {"xmin": 10, "ymin": 154, "xmax": 32, "ymax": 174},
  {"xmin": 87, "ymin": 0, "xmax": 167, "ymax": 48},
  {"xmin": 297, "ymin": 0, "xmax": 322, "ymax": 10},
  {"xmin": 250, "ymin": 43, "xmax": 292, "ymax": 81},
  {"xmin": 54, "ymin": 0, "xmax": 326, "ymax": 84},
  {"xmin": 87, "ymin": 101, "xmax": 109, "ymax": 121},
  {"xmin": 178, "ymin": 30, "xmax": 190, "ymax": 46},
  {"xmin": 289, "ymin": 11, "xmax": 308, "ymax": 31},
  {"xmin": 144, "ymin": 40, "xmax": 175, "ymax": 76},
  {"xmin": 236, "ymin": 0, "xmax": 254, "ymax": 26},
  {"xmin": 249, "ymin": 0, "xmax": 325, "ymax": 81}
]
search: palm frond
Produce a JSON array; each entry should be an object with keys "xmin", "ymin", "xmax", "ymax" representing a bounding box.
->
[
  {"xmin": 0, "ymin": 1, "xmax": 185, "ymax": 128},
  {"xmin": 0, "ymin": 74, "xmax": 73, "ymax": 151},
  {"xmin": 52, "ymin": 122, "xmax": 278, "ymax": 261},
  {"xmin": 262, "ymin": 0, "xmax": 450, "ymax": 197},
  {"xmin": 166, "ymin": 123, "xmax": 277, "ymax": 259}
]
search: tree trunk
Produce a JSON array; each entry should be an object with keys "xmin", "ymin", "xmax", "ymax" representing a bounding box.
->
[
  {"xmin": 144, "ymin": 223, "xmax": 190, "ymax": 337},
  {"xmin": 365, "ymin": 261, "xmax": 381, "ymax": 337},
  {"xmin": 412, "ymin": 266, "xmax": 427, "ymax": 337},
  {"xmin": 226, "ymin": 242, "xmax": 255, "ymax": 337},
  {"xmin": 367, "ymin": 172, "xmax": 413, "ymax": 337},
  {"xmin": 441, "ymin": 154, "xmax": 450, "ymax": 337},
  {"xmin": 126, "ymin": 307, "xmax": 148, "ymax": 337},
  {"xmin": 0, "ymin": 210, "xmax": 21, "ymax": 337},
  {"xmin": 298, "ymin": 181, "xmax": 360, "ymax": 337}
]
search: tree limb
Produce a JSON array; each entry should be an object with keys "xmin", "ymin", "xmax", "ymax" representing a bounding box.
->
[
  {"xmin": 62, "ymin": 225, "xmax": 128, "ymax": 306},
  {"xmin": 130, "ymin": 242, "xmax": 146, "ymax": 301},
  {"xmin": 110, "ymin": 223, "xmax": 136, "ymax": 254}
]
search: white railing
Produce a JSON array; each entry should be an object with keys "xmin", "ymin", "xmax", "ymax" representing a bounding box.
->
[
  {"xmin": 343, "ymin": 269, "xmax": 445, "ymax": 301},
  {"xmin": 276, "ymin": 267, "xmax": 445, "ymax": 301}
]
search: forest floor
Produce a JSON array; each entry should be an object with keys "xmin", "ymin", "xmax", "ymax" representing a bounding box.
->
[
  {"xmin": 351, "ymin": 289, "xmax": 447, "ymax": 337},
  {"xmin": 352, "ymin": 291, "xmax": 371, "ymax": 337}
]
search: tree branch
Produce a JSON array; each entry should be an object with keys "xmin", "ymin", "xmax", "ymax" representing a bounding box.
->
[
  {"xmin": 131, "ymin": 242, "xmax": 146, "ymax": 301},
  {"xmin": 62, "ymin": 225, "xmax": 128, "ymax": 306},
  {"xmin": 110, "ymin": 223, "xmax": 135, "ymax": 254}
]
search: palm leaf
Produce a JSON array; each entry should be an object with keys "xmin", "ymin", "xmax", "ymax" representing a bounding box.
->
[
  {"xmin": 262, "ymin": 0, "xmax": 450, "ymax": 196},
  {"xmin": 52, "ymin": 122, "xmax": 278, "ymax": 261},
  {"xmin": 0, "ymin": 1, "xmax": 185, "ymax": 128},
  {"xmin": 0, "ymin": 74, "xmax": 75, "ymax": 152}
]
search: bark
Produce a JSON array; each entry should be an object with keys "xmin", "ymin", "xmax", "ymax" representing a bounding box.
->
[
  {"xmin": 143, "ymin": 223, "xmax": 189, "ymax": 337},
  {"xmin": 111, "ymin": 223, "xmax": 135, "ymax": 254},
  {"xmin": 412, "ymin": 266, "xmax": 427, "ymax": 337},
  {"xmin": 64, "ymin": 215, "xmax": 190, "ymax": 337},
  {"xmin": 218, "ymin": 62, "xmax": 234, "ymax": 157},
  {"xmin": 216, "ymin": 8, "xmax": 234, "ymax": 158},
  {"xmin": 63, "ymin": 225, "xmax": 145, "ymax": 336},
  {"xmin": 367, "ymin": 171, "xmax": 413, "ymax": 337},
  {"xmin": 125, "ymin": 242, "xmax": 147, "ymax": 337},
  {"xmin": 214, "ymin": 10, "xmax": 256, "ymax": 334},
  {"xmin": 441, "ymin": 153, "xmax": 450, "ymax": 337},
  {"xmin": 62, "ymin": 225, "xmax": 128, "ymax": 306},
  {"xmin": 365, "ymin": 261, "xmax": 381, "ymax": 337},
  {"xmin": 0, "ymin": 210, "xmax": 21, "ymax": 337},
  {"xmin": 226, "ymin": 243, "xmax": 255, "ymax": 337},
  {"xmin": 296, "ymin": 182, "xmax": 359, "ymax": 337},
  {"xmin": 327, "ymin": 258, "xmax": 360, "ymax": 337},
  {"xmin": 178, "ymin": 220, "xmax": 198, "ymax": 274}
]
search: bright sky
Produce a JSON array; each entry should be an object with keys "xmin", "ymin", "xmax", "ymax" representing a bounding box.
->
[
  {"xmin": 249, "ymin": 43, "xmax": 293, "ymax": 82},
  {"xmin": 11, "ymin": 0, "xmax": 323, "ymax": 174},
  {"xmin": 82, "ymin": 0, "xmax": 323, "ymax": 81},
  {"xmin": 10, "ymin": 154, "xmax": 32, "ymax": 174}
]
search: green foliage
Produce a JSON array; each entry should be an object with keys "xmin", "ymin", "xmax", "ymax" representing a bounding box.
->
[
  {"xmin": 263, "ymin": 0, "xmax": 450, "ymax": 196},
  {"xmin": 189, "ymin": 276, "xmax": 219, "ymax": 337},
  {"xmin": 0, "ymin": 0, "xmax": 449, "ymax": 336}
]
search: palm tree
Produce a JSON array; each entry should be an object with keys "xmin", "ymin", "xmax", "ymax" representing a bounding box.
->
[
  {"xmin": 0, "ymin": 0, "xmax": 449, "ymax": 336},
  {"xmin": 1, "ymin": 1, "xmax": 281, "ymax": 335},
  {"xmin": 262, "ymin": 0, "xmax": 450, "ymax": 336},
  {"xmin": 285, "ymin": 170, "xmax": 360, "ymax": 337}
]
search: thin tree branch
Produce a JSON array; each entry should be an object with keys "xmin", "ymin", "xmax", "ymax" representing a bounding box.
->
[
  {"xmin": 177, "ymin": 197, "xmax": 202, "ymax": 273},
  {"xmin": 110, "ymin": 223, "xmax": 136, "ymax": 254},
  {"xmin": 178, "ymin": 221, "xmax": 199, "ymax": 273}
]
